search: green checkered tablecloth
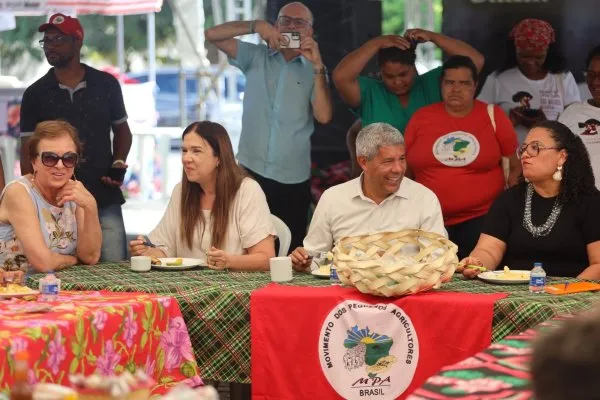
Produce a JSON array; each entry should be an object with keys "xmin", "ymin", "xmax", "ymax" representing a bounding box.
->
[{"xmin": 27, "ymin": 264, "xmax": 600, "ymax": 384}]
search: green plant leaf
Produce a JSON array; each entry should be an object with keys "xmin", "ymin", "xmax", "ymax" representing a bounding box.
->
[
  {"xmin": 76, "ymin": 317, "xmax": 85, "ymax": 344},
  {"xmin": 180, "ymin": 361, "xmax": 197, "ymax": 378},
  {"xmin": 160, "ymin": 376, "xmax": 174, "ymax": 384},
  {"xmin": 157, "ymin": 348, "xmax": 165, "ymax": 375},
  {"xmin": 144, "ymin": 302, "xmax": 152, "ymax": 320},
  {"xmin": 91, "ymin": 326, "xmax": 98, "ymax": 344},
  {"xmin": 69, "ymin": 358, "xmax": 79, "ymax": 374},
  {"xmin": 140, "ymin": 332, "xmax": 148, "ymax": 349},
  {"xmin": 86, "ymin": 354, "xmax": 97, "ymax": 364},
  {"xmin": 126, "ymin": 361, "xmax": 137, "ymax": 373},
  {"xmin": 71, "ymin": 342, "xmax": 81, "ymax": 358},
  {"xmin": 158, "ymin": 301, "xmax": 164, "ymax": 320},
  {"xmin": 24, "ymin": 327, "xmax": 43, "ymax": 340}
]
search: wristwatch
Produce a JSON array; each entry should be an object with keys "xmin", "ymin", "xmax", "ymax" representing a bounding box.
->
[
  {"xmin": 112, "ymin": 159, "xmax": 127, "ymax": 167},
  {"xmin": 314, "ymin": 66, "xmax": 327, "ymax": 75}
]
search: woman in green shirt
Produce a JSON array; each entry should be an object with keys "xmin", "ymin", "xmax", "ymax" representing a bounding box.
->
[{"xmin": 334, "ymin": 29, "xmax": 485, "ymax": 176}]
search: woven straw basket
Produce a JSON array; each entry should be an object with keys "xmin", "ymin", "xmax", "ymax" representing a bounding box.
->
[{"xmin": 333, "ymin": 230, "xmax": 458, "ymax": 297}]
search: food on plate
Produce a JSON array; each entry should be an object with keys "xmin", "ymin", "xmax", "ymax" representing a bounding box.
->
[
  {"xmin": 166, "ymin": 258, "xmax": 183, "ymax": 266},
  {"xmin": 0, "ymin": 284, "xmax": 36, "ymax": 294},
  {"xmin": 150, "ymin": 256, "xmax": 161, "ymax": 265},
  {"xmin": 496, "ymin": 266, "xmax": 529, "ymax": 280},
  {"xmin": 70, "ymin": 370, "xmax": 154, "ymax": 400},
  {"xmin": 318, "ymin": 265, "xmax": 331, "ymax": 275}
]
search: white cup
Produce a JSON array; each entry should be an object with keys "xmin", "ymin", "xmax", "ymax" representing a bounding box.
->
[
  {"xmin": 269, "ymin": 257, "xmax": 293, "ymax": 282},
  {"xmin": 131, "ymin": 256, "xmax": 151, "ymax": 272}
]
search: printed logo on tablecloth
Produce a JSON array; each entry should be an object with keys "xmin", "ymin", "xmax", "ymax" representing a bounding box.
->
[
  {"xmin": 432, "ymin": 131, "xmax": 480, "ymax": 167},
  {"xmin": 318, "ymin": 301, "xmax": 419, "ymax": 400}
]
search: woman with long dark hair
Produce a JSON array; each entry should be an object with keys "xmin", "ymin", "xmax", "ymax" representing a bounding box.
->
[
  {"xmin": 479, "ymin": 19, "xmax": 581, "ymax": 143},
  {"xmin": 459, "ymin": 121, "xmax": 600, "ymax": 279},
  {"xmin": 130, "ymin": 121, "xmax": 276, "ymax": 271}
]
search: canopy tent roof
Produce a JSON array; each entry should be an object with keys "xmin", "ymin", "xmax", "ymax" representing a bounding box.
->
[{"xmin": 0, "ymin": 0, "xmax": 163, "ymax": 15}]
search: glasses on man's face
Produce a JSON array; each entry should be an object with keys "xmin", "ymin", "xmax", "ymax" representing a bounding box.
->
[
  {"xmin": 584, "ymin": 70, "xmax": 600, "ymax": 81},
  {"xmin": 38, "ymin": 151, "xmax": 79, "ymax": 168},
  {"xmin": 516, "ymin": 142, "xmax": 561, "ymax": 159},
  {"xmin": 277, "ymin": 16, "xmax": 311, "ymax": 29},
  {"xmin": 38, "ymin": 35, "xmax": 74, "ymax": 48}
]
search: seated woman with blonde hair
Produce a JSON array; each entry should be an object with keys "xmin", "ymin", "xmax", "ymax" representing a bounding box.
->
[
  {"xmin": 459, "ymin": 120, "xmax": 600, "ymax": 279},
  {"xmin": 0, "ymin": 120, "xmax": 102, "ymax": 273},
  {"xmin": 130, "ymin": 121, "xmax": 276, "ymax": 271}
]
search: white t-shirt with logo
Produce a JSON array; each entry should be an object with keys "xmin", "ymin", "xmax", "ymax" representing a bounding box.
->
[
  {"xmin": 558, "ymin": 101, "xmax": 600, "ymax": 189},
  {"xmin": 478, "ymin": 67, "xmax": 581, "ymax": 143}
]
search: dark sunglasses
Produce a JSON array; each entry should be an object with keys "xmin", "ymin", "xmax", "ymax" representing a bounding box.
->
[{"xmin": 38, "ymin": 151, "xmax": 79, "ymax": 168}]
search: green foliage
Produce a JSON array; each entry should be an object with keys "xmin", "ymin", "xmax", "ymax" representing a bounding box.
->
[{"xmin": 382, "ymin": 0, "xmax": 405, "ymax": 35}]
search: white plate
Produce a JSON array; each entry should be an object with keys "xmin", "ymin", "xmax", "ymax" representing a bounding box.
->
[
  {"xmin": 477, "ymin": 270, "xmax": 530, "ymax": 284},
  {"xmin": 311, "ymin": 268, "xmax": 330, "ymax": 279},
  {"xmin": 0, "ymin": 290, "xmax": 39, "ymax": 299},
  {"xmin": 151, "ymin": 258, "xmax": 205, "ymax": 271}
]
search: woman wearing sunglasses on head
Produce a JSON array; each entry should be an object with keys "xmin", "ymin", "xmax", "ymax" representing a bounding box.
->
[
  {"xmin": 458, "ymin": 121, "xmax": 600, "ymax": 280},
  {"xmin": 0, "ymin": 120, "xmax": 101, "ymax": 273}
]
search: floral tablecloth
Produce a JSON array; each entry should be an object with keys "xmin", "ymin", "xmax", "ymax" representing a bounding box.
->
[
  {"xmin": 0, "ymin": 291, "xmax": 201, "ymax": 395},
  {"xmin": 408, "ymin": 315, "xmax": 572, "ymax": 400}
]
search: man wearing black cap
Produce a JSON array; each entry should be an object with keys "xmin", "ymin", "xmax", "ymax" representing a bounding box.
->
[{"xmin": 19, "ymin": 13, "xmax": 133, "ymax": 262}]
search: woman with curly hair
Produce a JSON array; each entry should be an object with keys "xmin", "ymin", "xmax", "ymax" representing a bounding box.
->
[
  {"xmin": 458, "ymin": 120, "xmax": 600, "ymax": 279},
  {"xmin": 479, "ymin": 19, "xmax": 580, "ymax": 143}
]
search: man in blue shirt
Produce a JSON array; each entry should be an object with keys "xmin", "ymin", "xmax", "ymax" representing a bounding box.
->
[{"xmin": 206, "ymin": 1, "xmax": 333, "ymax": 250}]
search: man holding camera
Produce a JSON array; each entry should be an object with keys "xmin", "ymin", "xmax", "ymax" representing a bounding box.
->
[
  {"xmin": 206, "ymin": 1, "xmax": 333, "ymax": 252},
  {"xmin": 19, "ymin": 14, "xmax": 132, "ymax": 262}
]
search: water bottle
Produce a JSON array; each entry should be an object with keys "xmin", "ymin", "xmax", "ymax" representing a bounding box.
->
[
  {"xmin": 39, "ymin": 272, "xmax": 60, "ymax": 301},
  {"xmin": 529, "ymin": 262, "xmax": 546, "ymax": 294},
  {"xmin": 330, "ymin": 263, "xmax": 341, "ymax": 285}
]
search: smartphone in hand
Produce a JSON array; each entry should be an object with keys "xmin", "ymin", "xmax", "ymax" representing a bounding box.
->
[{"xmin": 107, "ymin": 167, "xmax": 126, "ymax": 182}]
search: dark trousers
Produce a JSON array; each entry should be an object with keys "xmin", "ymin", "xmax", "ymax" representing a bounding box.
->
[
  {"xmin": 244, "ymin": 167, "xmax": 312, "ymax": 253},
  {"xmin": 446, "ymin": 215, "xmax": 486, "ymax": 260}
]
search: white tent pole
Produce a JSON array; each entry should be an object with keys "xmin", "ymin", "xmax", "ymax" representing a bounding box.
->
[
  {"xmin": 147, "ymin": 12, "xmax": 156, "ymax": 84},
  {"xmin": 116, "ymin": 14, "xmax": 125, "ymax": 79}
]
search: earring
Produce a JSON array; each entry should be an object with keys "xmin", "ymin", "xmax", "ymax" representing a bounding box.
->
[
  {"xmin": 552, "ymin": 165, "xmax": 563, "ymax": 181},
  {"xmin": 32, "ymin": 170, "xmax": 37, "ymax": 180}
]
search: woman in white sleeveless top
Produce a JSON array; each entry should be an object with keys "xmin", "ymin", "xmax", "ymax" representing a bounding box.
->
[{"xmin": 0, "ymin": 121, "xmax": 101, "ymax": 273}]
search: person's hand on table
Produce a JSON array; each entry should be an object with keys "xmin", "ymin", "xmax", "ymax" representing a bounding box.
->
[
  {"xmin": 129, "ymin": 235, "xmax": 166, "ymax": 258},
  {"xmin": 458, "ymin": 256, "xmax": 485, "ymax": 279},
  {"xmin": 207, "ymin": 247, "xmax": 230, "ymax": 270},
  {"xmin": 290, "ymin": 247, "xmax": 312, "ymax": 272}
]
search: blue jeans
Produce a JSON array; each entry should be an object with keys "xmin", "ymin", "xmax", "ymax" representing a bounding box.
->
[{"xmin": 98, "ymin": 204, "xmax": 127, "ymax": 262}]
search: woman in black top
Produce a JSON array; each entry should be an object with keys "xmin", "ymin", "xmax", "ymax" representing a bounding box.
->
[{"xmin": 458, "ymin": 120, "xmax": 600, "ymax": 278}]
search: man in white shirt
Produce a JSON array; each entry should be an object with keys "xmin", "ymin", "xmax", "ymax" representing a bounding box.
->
[{"xmin": 290, "ymin": 122, "xmax": 446, "ymax": 270}]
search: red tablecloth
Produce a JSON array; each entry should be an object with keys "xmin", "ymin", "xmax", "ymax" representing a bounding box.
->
[
  {"xmin": 251, "ymin": 284, "xmax": 507, "ymax": 400},
  {"xmin": 0, "ymin": 291, "xmax": 202, "ymax": 394}
]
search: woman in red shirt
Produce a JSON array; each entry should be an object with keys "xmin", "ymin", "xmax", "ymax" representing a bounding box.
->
[{"xmin": 405, "ymin": 56, "xmax": 521, "ymax": 258}]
